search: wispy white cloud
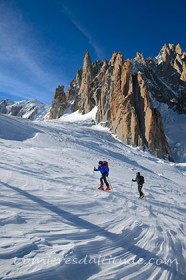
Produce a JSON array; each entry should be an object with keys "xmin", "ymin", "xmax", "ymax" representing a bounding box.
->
[
  {"xmin": 72, "ymin": 19, "xmax": 104, "ymax": 59},
  {"xmin": 62, "ymin": 5, "xmax": 104, "ymax": 59},
  {"xmin": 0, "ymin": 72, "xmax": 44, "ymax": 100},
  {"xmin": 0, "ymin": 2, "xmax": 64, "ymax": 103}
]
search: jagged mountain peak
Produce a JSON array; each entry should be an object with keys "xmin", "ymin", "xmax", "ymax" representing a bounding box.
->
[
  {"xmin": 84, "ymin": 49, "xmax": 91, "ymax": 57},
  {"xmin": 109, "ymin": 51, "xmax": 124, "ymax": 66},
  {"xmin": 49, "ymin": 43, "xmax": 186, "ymax": 161},
  {"xmin": 156, "ymin": 43, "xmax": 186, "ymax": 68},
  {"xmin": 83, "ymin": 50, "xmax": 93, "ymax": 69},
  {"xmin": 135, "ymin": 52, "xmax": 145, "ymax": 62},
  {"xmin": 161, "ymin": 43, "xmax": 183, "ymax": 54}
]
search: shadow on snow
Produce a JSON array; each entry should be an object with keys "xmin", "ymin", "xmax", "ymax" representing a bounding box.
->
[{"xmin": 1, "ymin": 182, "xmax": 184, "ymax": 280}]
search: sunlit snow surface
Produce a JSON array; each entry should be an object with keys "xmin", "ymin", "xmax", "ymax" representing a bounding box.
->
[{"xmin": 0, "ymin": 111, "xmax": 185, "ymax": 280}]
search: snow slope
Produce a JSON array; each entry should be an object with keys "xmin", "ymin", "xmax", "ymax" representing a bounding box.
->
[{"xmin": 0, "ymin": 111, "xmax": 185, "ymax": 280}]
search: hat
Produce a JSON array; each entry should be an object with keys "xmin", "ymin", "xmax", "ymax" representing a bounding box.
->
[{"xmin": 99, "ymin": 161, "xmax": 103, "ymax": 165}]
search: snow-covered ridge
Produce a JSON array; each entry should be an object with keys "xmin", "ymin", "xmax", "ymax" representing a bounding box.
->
[
  {"xmin": 0, "ymin": 99, "xmax": 50, "ymax": 120},
  {"xmin": 0, "ymin": 114, "xmax": 185, "ymax": 279}
]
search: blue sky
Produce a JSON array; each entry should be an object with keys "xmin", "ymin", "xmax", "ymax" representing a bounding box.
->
[{"xmin": 0, "ymin": 0, "xmax": 185, "ymax": 105}]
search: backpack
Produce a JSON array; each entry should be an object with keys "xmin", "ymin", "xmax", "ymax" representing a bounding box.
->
[
  {"xmin": 139, "ymin": 175, "xmax": 144, "ymax": 184},
  {"xmin": 103, "ymin": 161, "xmax": 109, "ymax": 173}
]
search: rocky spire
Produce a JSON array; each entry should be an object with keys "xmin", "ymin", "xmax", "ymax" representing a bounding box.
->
[
  {"xmin": 75, "ymin": 50, "xmax": 94, "ymax": 113},
  {"xmin": 49, "ymin": 86, "xmax": 67, "ymax": 119},
  {"xmin": 175, "ymin": 43, "xmax": 182, "ymax": 55},
  {"xmin": 79, "ymin": 50, "xmax": 93, "ymax": 96},
  {"xmin": 135, "ymin": 52, "xmax": 145, "ymax": 62},
  {"xmin": 50, "ymin": 44, "xmax": 186, "ymax": 160}
]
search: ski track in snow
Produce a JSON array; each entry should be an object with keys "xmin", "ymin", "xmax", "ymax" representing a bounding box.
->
[{"xmin": 0, "ymin": 114, "xmax": 185, "ymax": 280}]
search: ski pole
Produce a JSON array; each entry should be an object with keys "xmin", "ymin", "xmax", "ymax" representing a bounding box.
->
[{"xmin": 131, "ymin": 181, "xmax": 133, "ymax": 194}]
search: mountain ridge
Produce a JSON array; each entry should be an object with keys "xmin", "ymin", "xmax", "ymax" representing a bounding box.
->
[
  {"xmin": 0, "ymin": 99, "xmax": 49, "ymax": 121},
  {"xmin": 49, "ymin": 43, "xmax": 186, "ymax": 161}
]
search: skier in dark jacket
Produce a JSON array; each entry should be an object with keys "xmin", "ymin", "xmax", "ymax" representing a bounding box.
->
[
  {"xmin": 94, "ymin": 161, "xmax": 110, "ymax": 191},
  {"xmin": 132, "ymin": 172, "xmax": 144, "ymax": 198}
]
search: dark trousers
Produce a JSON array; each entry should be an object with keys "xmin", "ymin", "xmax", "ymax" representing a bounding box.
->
[
  {"xmin": 138, "ymin": 184, "xmax": 144, "ymax": 197},
  {"xmin": 100, "ymin": 173, "xmax": 109, "ymax": 187}
]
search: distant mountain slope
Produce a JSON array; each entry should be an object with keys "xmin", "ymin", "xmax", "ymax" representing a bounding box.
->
[{"xmin": 0, "ymin": 99, "xmax": 49, "ymax": 120}]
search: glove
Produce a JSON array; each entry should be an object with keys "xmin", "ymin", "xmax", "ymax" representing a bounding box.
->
[
  {"xmin": 132, "ymin": 179, "xmax": 134, "ymax": 182},
  {"xmin": 94, "ymin": 167, "xmax": 96, "ymax": 171}
]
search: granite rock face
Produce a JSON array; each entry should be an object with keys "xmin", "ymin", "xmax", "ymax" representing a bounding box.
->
[
  {"xmin": 49, "ymin": 44, "xmax": 186, "ymax": 161},
  {"xmin": 49, "ymin": 86, "xmax": 67, "ymax": 119}
]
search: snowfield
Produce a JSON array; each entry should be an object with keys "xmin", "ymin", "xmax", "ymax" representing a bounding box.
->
[{"xmin": 0, "ymin": 112, "xmax": 185, "ymax": 280}]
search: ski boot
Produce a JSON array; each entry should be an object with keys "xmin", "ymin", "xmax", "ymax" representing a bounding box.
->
[
  {"xmin": 98, "ymin": 185, "xmax": 104, "ymax": 190},
  {"xmin": 105, "ymin": 186, "xmax": 111, "ymax": 191}
]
